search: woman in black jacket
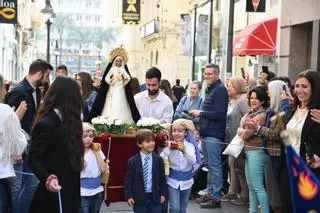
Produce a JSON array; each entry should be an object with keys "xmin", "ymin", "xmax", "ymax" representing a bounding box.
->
[{"xmin": 27, "ymin": 77, "xmax": 84, "ymax": 213}]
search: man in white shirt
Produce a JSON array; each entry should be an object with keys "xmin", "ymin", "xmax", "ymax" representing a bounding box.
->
[{"xmin": 134, "ymin": 67, "xmax": 173, "ymax": 123}]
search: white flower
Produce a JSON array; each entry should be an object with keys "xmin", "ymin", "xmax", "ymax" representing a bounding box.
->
[
  {"xmin": 137, "ymin": 117, "xmax": 161, "ymax": 126},
  {"xmin": 91, "ymin": 117, "xmax": 100, "ymax": 124},
  {"xmin": 105, "ymin": 117, "xmax": 114, "ymax": 126},
  {"xmin": 114, "ymin": 119, "xmax": 124, "ymax": 126}
]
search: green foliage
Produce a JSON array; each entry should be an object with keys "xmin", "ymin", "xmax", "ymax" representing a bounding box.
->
[{"xmin": 93, "ymin": 124, "xmax": 164, "ymax": 135}]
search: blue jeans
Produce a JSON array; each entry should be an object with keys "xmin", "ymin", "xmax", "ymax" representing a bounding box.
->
[
  {"xmin": 133, "ymin": 193, "xmax": 161, "ymax": 213},
  {"xmin": 10, "ymin": 162, "xmax": 39, "ymax": 213},
  {"xmin": 202, "ymin": 137, "xmax": 222, "ymax": 201},
  {"xmin": 0, "ymin": 179, "xmax": 10, "ymax": 213},
  {"xmin": 168, "ymin": 185, "xmax": 191, "ymax": 213},
  {"xmin": 80, "ymin": 193, "xmax": 102, "ymax": 213},
  {"xmin": 245, "ymin": 150, "xmax": 269, "ymax": 213}
]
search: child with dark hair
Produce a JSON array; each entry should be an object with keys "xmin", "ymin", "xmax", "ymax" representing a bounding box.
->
[{"xmin": 125, "ymin": 129, "xmax": 167, "ymax": 213}]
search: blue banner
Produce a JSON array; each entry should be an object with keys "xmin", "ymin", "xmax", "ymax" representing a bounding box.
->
[{"xmin": 286, "ymin": 145, "xmax": 320, "ymax": 213}]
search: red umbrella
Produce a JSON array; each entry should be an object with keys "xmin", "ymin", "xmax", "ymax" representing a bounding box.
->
[{"xmin": 233, "ymin": 18, "xmax": 278, "ymax": 56}]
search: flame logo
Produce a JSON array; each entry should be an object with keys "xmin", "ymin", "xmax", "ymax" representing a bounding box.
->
[
  {"xmin": 298, "ymin": 172, "xmax": 318, "ymax": 200},
  {"xmin": 0, "ymin": 8, "xmax": 15, "ymax": 20}
]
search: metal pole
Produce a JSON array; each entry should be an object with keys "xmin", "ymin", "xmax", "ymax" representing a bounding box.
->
[
  {"xmin": 78, "ymin": 54, "xmax": 81, "ymax": 72},
  {"xmin": 226, "ymin": 0, "xmax": 235, "ymax": 73},
  {"xmin": 55, "ymin": 55, "xmax": 58, "ymax": 70},
  {"xmin": 191, "ymin": 4, "xmax": 198, "ymax": 80},
  {"xmin": 46, "ymin": 19, "xmax": 52, "ymax": 63},
  {"xmin": 208, "ymin": 0, "xmax": 214, "ymax": 63}
]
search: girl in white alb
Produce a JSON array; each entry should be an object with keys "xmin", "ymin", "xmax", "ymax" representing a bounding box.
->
[{"xmin": 80, "ymin": 123, "xmax": 109, "ymax": 213}]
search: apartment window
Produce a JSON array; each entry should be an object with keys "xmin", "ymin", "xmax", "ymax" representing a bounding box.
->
[
  {"xmin": 95, "ymin": 1, "xmax": 101, "ymax": 8},
  {"xmin": 86, "ymin": 0, "xmax": 92, "ymax": 7},
  {"xmin": 86, "ymin": 15, "xmax": 91, "ymax": 21},
  {"xmin": 76, "ymin": 15, "xmax": 82, "ymax": 21},
  {"xmin": 95, "ymin": 15, "xmax": 101, "ymax": 22}
]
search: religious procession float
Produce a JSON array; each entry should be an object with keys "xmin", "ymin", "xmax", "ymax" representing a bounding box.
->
[{"xmin": 88, "ymin": 46, "xmax": 168, "ymax": 205}]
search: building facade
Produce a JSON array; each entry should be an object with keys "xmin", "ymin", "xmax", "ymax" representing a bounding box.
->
[
  {"xmin": 0, "ymin": 0, "xmax": 41, "ymax": 81},
  {"xmin": 279, "ymin": 0, "xmax": 320, "ymax": 79},
  {"xmin": 233, "ymin": 0, "xmax": 281, "ymax": 78},
  {"xmin": 138, "ymin": 0, "xmax": 191, "ymax": 85},
  {"xmin": 36, "ymin": 0, "xmax": 116, "ymax": 76}
]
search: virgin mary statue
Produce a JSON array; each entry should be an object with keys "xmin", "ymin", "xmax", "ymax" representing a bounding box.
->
[{"xmin": 89, "ymin": 47, "xmax": 140, "ymax": 123}]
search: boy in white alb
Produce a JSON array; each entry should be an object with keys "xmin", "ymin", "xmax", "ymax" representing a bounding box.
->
[{"xmin": 81, "ymin": 123, "xmax": 109, "ymax": 213}]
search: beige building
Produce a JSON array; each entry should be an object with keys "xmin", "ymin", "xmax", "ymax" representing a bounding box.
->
[
  {"xmin": 138, "ymin": 0, "xmax": 191, "ymax": 85},
  {"xmin": 0, "ymin": 0, "xmax": 41, "ymax": 81},
  {"xmin": 233, "ymin": 0, "xmax": 281, "ymax": 78},
  {"xmin": 279, "ymin": 0, "xmax": 320, "ymax": 79}
]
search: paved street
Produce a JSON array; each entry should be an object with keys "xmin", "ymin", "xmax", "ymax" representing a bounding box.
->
[{"xmin": 100, "ymin": 201, "xmax": 248, "ymax": 213}]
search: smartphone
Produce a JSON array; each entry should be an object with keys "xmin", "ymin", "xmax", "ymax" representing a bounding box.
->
[
  {"xmin": 305, "ymin": 141, "xmax": 315, "ymax": 165},
  {"xmin": 282, "ymin": 85, "xmax": 289, "ymax": 96},
  {"xmin": 262, "ymin": 66, "xmax": 269, "ymax": 75},
  {"xmin": 241, "ymin": 68, "xmax": 245, "ymax": 79}
]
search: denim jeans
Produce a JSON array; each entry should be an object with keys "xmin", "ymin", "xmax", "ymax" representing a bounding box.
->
[
  {"xmin": 168, "ymin": 185, "xmax": 191, "ymax": 213},
  {"xmin": 80, "ymin": 193, "xmax": 102, "ymax": 213},
  {"xmin": 133, "ymin": 193, "xmax": 162, "ymax": 213},
  {"xmin": 245, "ymin": 150, "xmax": 269, "ymax": 213},
  {"xmin": 10, "ymin": 162, "xmax": 39, "ymax": 213},
  {"xmin": 0, "ymin": 179, "xmax": 10, "ymax": 213},
  {"xmin": 202, "ymin": 137, "xmax": 222, "ymax": 201}
]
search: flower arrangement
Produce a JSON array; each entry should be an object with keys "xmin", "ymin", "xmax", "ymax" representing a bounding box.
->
[
  {"xmin": 91, "ymin": 117, "xmax": 164, "ymax": 135},
  {"xmin": 92, "ymin": 116, "xmax": 132, "ymax": 135},
  {"xmin": 136, "ymin": 117, "xmax": 163, "ymax": 133}
]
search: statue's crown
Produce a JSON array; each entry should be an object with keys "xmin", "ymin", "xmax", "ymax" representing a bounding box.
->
[{"xmin": 109, "ymin": 45, "xmax": 129, "ymax": 64}]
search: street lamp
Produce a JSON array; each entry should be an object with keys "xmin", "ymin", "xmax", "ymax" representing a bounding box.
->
[
  {"xmin": 53, "ymin": 40, "xmax": 60, "ymax": 71},
  {"xmin": 41, "ymin": 0, "xmax": 55, "ymax": 63},
  {"xmin": 95, "ymin": 52, "xmax": 102, "ymax": 68}
]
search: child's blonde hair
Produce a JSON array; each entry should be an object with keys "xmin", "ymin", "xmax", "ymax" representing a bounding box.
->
[{"xmin": 82, "ymin": 122, "xmax": 96, "ymax": 134}]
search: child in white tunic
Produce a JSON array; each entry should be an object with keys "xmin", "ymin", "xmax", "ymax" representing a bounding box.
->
[
  {"xmin": 161, "ymin": 119, "xmax": 201, "ymax": 213},
  {"xmin": 80, "ymin": 123, "xmax": 108, "ymax": 213}
]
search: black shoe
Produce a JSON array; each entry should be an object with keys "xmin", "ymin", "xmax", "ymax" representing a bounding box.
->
[{"xmin": 200, "ymin": 200, "xmax": 221, "ymax": 209}]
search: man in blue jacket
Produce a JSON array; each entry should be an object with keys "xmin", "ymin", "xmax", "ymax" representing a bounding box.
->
[{"xmin": 190, "ymin": 63, "xmax": 228, "ymax": 208}]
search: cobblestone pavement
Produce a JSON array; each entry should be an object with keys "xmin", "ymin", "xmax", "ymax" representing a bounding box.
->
[{"xmin": 100, "ymin": 200, "xmax": 248, "ymax": 213}]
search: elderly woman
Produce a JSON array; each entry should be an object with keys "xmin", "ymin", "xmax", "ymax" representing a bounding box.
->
[
  {"xmin": 0, "ymin": 74, "xmax": 28, "ymax": 212},
  {"xmin": 222, "ymin": 77, "xmax": 249, "ymax": 205},
  {"xmin": 173, "ymin": 81, "xmax": 202, "ymax": 128}
]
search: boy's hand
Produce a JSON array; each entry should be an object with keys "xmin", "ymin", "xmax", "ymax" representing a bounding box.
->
[
  {"xmin": 160, "ymin": 196, "xmax": 165, "ymax": 204},
  {"xmin": 127, "ymin": 198, "xmax": 135, "ymax": 207}
]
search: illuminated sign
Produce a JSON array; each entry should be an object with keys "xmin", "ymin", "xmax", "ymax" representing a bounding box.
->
[
  {"xmin": 0, "ymin": 0, "xmax": 17, "ymax": 24},
  {"xmin": 122, "ymin": 0, "xmax": 140, "ymax": 25}
]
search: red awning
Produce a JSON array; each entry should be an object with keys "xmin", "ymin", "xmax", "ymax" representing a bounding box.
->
[{"xmin": 233, "ymin": 18, "xmax": 278, "ymax": 56}]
